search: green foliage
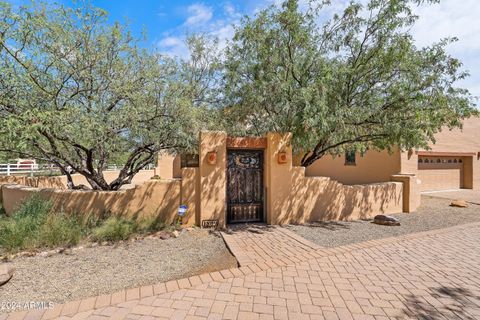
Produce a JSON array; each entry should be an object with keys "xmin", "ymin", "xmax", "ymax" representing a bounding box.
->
[
  {"xmin": 3, "ymin": 195, "xmax": 52, "ymax": 248},
  {"xmin": 37, "ymin": 214, "xmax": 83, "ymax": 248},
  {"xmin": 224, "ymin": 0, "xmax": 478, "ymax": 166},
  {"xmin": 92, "ymin": 215, "xmax": 169, "ymax": 242},
  {"xmin": 137, "ymin": 215, "xmax": 166, "ymax": 233},
  {"xmin": 0, "ymin": 2, "xmax": 216, "ymax": 190},
  {"xmin": 92, "ymin": 217, "xmax": 136, "ymax": 242},
  {"xmin": 0, "ymin": 195, "xmax": 173, "ymax": 253}
]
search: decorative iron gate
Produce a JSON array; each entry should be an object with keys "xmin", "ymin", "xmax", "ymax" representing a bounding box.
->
[{"xmin": 227, "ymin": 150, "xmax": 264, "ymax": 223}]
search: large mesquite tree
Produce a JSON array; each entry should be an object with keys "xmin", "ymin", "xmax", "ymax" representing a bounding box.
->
[
  {"xmin": 224, "ymin": 0, "xmax": 478, "ymax": 166},
  {"xmin": 0, "ymin": 2, "xmax": 203, "ymax": 190}
]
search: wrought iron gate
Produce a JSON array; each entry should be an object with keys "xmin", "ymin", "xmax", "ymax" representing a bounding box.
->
[{"xmin": 227, "ymin": 150, "xmax": 264, "ymax": 223}]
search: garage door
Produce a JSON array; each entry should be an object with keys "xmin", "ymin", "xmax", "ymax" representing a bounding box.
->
[{"xmin": 418, "ymin": 157, "xmax": 463, "ymax": 191}]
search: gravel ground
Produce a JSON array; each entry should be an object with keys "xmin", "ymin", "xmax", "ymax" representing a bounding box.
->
[
  {"xmin": 0, "ymin": 229, "xmax": 236, "ymax": 309},
  {"xmin": 288, "ymin": 196, "xmax": 480, "ymax": 248}
]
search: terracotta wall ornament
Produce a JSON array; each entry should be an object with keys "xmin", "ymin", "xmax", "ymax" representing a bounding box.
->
[
  {"xmin": 277, "ymin": 151, "xmax": 287, "ymax": 164},
  {"xmin": 207, "ymin": 151, "xmax": 217, "ymax": 165}
]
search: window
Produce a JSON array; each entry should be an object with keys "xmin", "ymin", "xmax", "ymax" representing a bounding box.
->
[
  {"xmin": 180, "ymin": 154, "xmax": 199, "ymax": 168},
  {"xmin": 345, "ymin": 151, "xmax": 356, "ymax": 166}
]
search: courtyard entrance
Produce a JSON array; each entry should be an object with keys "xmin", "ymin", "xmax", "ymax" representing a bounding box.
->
[{"xmin": 226, "ymin": 149, "xmax": 264, "ymax": 224}]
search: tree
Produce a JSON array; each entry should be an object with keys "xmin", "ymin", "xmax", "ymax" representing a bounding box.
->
[
  {"xmin": 0, "ymin": 1, "xmax": 200, "ymax": 190},
  {"xmin": 224, "ymin": 0, "xmax": 478, "ymax": 166}
]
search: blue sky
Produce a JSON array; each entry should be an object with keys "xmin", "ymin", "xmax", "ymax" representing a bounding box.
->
[{"xmin": 9, "ymin": 0, "xmax": 480, "ymax": 100}]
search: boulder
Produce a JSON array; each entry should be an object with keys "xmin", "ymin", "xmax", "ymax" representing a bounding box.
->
[
  {"xmin": 0, "ymin": 264, "xmax": 15, "ymax": 286},
  {"xmin": 158, "ymin": 232, "xmax": 171, "ymax": 240},
  {"xmin": 450, "ymin": 200, "xmax": 468, "ymax": 208},
  {"xmin": 373, "ymin": 215, "xmax": 400, "ymax": 226}
]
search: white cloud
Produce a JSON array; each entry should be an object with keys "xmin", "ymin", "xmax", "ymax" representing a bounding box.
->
[
  {"xmin": 411, "ymin": 0, "xmax": 480, "ymax": 99},
  {"xmin": 157, "ymin": 2, "xmax": 241, "ymax": 58},
  {"xmin": 184, "ymin": 3, "xmax": 213, "ymax": 26},
  {"xmin": 224, "ymin": 3, "xmax": 236, "ymax": 17},
  {"xmin": 157, "ymin": 36, "xmax": 189, "ymax": 58}
]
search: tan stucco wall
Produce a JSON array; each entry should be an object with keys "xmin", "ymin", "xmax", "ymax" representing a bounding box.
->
[
  {"xmin": 304, "ymin": 149, "xmax": 401, "ymax": 185},
  {"xmin": 265, "ymin": 133, "xmax": 403, "ymax": 224},
  {"xmin": 198, "ymin": 131, "xmax": 227, "ymax": 228},
  {"xmin": 0, "ymin": 170, "xmax": 155, "ymax": 190},
  {"xmin": 180, "ymin": 167, "xmax": 199, "ymax": 226},
  {"xmin": 157, "ymin": 153, "xmax": 182, "ymax": 179},
  {"xmin": 1, "ymin": 179, "xmax": 181, "ymax": 222},
  {"xmin": 391, "ymin": 175, "xmax": 421, "ymax": 213}
]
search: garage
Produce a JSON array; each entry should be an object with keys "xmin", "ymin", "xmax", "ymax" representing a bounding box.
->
[{"xmin": 418, "ymin": 156, "xmax": 464, "ymax": 191}]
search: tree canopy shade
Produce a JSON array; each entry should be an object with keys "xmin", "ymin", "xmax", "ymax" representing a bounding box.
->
[
  {"xmin": 0, "ymin": 2, "xmax": 215, "ymax": 190},
  {"xmin": 224, "ymin": 0, "xmax": 478, "ymax": 166}
]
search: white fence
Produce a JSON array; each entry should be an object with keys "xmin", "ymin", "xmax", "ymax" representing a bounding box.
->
[{"xmin": 0, "ymin": 163, "xmax": 156, "ymax": 176}]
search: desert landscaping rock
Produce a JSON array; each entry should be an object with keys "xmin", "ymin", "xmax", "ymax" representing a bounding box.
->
[
  {"xmin": 288, "ymin": 196, "xmax": 480, "ymax": 248},
  {"xmin": 451, "ymin": 199, "xmax": 469, "ymax": 208},
  {"xmin": 0, "ymin": 264, "xmax": 14, "ymax": 286},
  {"xmin": 0, "ymin": 229, "xmax": 236, "ymax": 306},
  {"xmin": 158, "ymin": 231, "xmax": 171, "ymax": 240},
  {"xmin": 373, "ymin": 214, "xmax": 400, "ymax": 226}
]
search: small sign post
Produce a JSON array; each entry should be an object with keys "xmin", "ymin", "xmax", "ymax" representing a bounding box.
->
[{"xmin": 177, "ymin": 205, "xmax": 187, "ymax": 224}]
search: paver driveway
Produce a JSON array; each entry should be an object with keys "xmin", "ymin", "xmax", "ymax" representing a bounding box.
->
[
  {"xmin": 423, "ymin": 189, "xmax": 480, "ymax": 205},
  {"xmin": 4, "ymin": 222, "xmax": 480, "ymax": 320}
]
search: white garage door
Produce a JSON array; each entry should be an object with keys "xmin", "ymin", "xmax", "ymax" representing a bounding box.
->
[{"xmin": 418, "ymin": 157, "xmax": 464, "ymax": 191}]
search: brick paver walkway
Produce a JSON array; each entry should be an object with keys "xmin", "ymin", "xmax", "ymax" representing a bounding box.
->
[
  {"xmin": 3, "ymin": 222, "xmax": 480, "ymax": 320},
  {"xmin": 221, "ymin": 225, "xmax": 322, "ymax": 266}
]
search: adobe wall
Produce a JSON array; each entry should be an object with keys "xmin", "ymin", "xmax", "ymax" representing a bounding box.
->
[
  {"xmin": 265, "ymin": 133, "xmax": 404, "ymax": 224},
  {"xmin": 198, "ymin": 131, "xmax": 227, "ymax": 228},
  {"xmin": 304, "ymin": 149, "xmax": 401, "ymax": 185},
  {"xmin": 180, "ymin": 167, "xmax": 199, "ymax": 226},
  {"xmin": 1, "ymin": 179, "xmax": 182, "ymax": 223},
  {"xmin": 2, "ymin": 132, "xmax": 415, "ymax": 227},
  {"xmin": 157, "ymin": 153, "xmax": 182, "ymax": 179},
  {"xmin": 0, "ymin": 170, "xmax": 155, "ymax": 190}
]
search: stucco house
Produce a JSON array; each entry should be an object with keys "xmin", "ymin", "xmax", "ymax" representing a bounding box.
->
[
  {"xmin": 305, "ymin": 116, "xmax": 480, "ymax": 192},
  {"xmin": 1, "ymin": 118, "xmax": 478, "ymax": 228},
  {"xmin": 154, "ymin": 116, "xmax": 479, "ymax": 227}
]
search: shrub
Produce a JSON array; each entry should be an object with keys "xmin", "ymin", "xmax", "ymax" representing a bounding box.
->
[
  {"xmin": 137, "ymin": 216, "xmax": 166, "ymax": 233},
  {"xmin": 0, "ymin": 196, "xmax": 172, "ymax": 253},
  {"xmin": 37, "ymin": 214, "xmax": 83, "ymax": 248},
  {"xmin": 0, "ymin": 220, "xmax": 28, "ymax": 252},
  {"xmin": 0, "ymin": 195, "xmax": 84, "ymax": 253},
  {"xmin": 92, "ymin": 217, "xmax": 136, "ymax": 242},
  {"xmin": 0, "ymin": 195, "xmax": 51, "ymax": 252}
]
